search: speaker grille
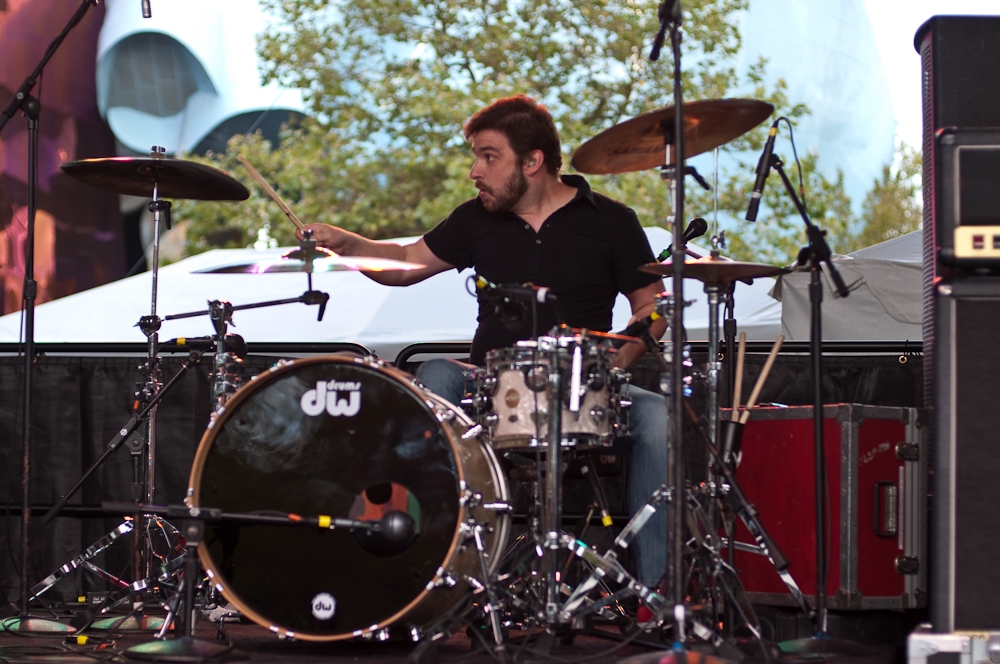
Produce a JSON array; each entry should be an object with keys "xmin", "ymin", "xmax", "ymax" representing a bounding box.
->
[
  {"xmin": 920, "ymin": 29, "xmax": 936, "ymax": 411},
  {"xmin": 952, "ymin": 294, "xmax": 1000, "ymax": 630}
]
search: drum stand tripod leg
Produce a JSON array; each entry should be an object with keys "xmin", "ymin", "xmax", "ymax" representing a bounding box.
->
[
  {"xmin": 123, "ymin": 519, "xmax": 244, "ymax": 662},
  {"xmin": 471, "ymin": 524, "xmax": 506, "ymax": 648}
]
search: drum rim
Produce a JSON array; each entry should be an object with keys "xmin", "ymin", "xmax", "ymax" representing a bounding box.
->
[{"xmin": 188, "ymin": 354, "xmax": 472, "ymax": 641}]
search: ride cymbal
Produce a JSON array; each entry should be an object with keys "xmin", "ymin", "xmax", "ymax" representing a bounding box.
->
[
  {"xmin": 61, "ymin": 157, "xmax": 250, "ymax": 201},
  {"xmin": 571, "ymin": 99, "xmax": 774, "ymax": 175},
  {"xmin": 640, "ymin": 254, "xmax": 789, "ymax": 283},
  {"xmin": 198, "ymin": 249, "xmax": 426, "ymax": 274}
]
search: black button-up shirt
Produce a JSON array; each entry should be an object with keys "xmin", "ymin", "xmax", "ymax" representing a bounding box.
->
[{"xmin": 424, "ymin": 174, "xmax": 659, "ymax": 364}]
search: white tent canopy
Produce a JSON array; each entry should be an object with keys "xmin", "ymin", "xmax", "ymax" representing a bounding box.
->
[
  {"xmin": 0, "ymin": 228, "xmax": 782, "ymax": 360},
  {"xmin": 773, "ymin": 229, "xmax": 922, "ymax": 342}
]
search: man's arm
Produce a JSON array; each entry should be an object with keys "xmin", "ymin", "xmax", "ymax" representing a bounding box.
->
[
  {"xmin": 298, "ymin": 223, "xmax": 454, "ymax": 286},
  {"xmin": 613, "ymin": 279, "xmax": 668, "ymax": 370}
]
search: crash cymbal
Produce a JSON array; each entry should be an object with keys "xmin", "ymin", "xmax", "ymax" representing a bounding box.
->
[
  {"xmin": 571, "ymin": 99, "xmax": 774, "ymax": 175},
  {"xmin": 197, "ymin": 250, "xmax": 426, "ymax": 274},
  {"xmin": 61, "ymin": 157, "xmax": 250, "ymax": 201},
  {"xmin": 640, "ymin": 254, "xmax": 789, "ymax": 283}
]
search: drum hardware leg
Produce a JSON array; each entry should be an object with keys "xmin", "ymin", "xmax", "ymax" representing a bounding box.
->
[
  {"xmin": 123, "ymin": 518, "xmax": 244, "ymax": 662},
  {"xmin": 0, "ymin": 521, "xmax": 134, "ymax": 620},
  {"xmin": 685, "ymin": 406, "xmax": 813, "ymax": 623},
  {"xmin": 470, "ymin": 524, "xmax": 506, "ymax": 648}
]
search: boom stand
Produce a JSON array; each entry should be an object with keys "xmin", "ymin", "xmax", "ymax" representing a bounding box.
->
[
  {"xmin": 0, "ymin": 0, "xmax": 99, "ymax": 619},
  {"xmin": 766, "ymin": 157, "xmax": 876, "ymax": 656}
]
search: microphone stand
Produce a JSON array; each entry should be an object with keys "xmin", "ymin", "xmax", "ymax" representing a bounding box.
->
[
  {"xmin": 665, "ymin": 4, "xmax": 689, "ymax": 645},
  {"xmin": 0, "ymin": 0, "xmax": 100, "ymax": 621},
  {"xmin": 764, "ymin": 156, "xmax": 875, "ymax": 656}
]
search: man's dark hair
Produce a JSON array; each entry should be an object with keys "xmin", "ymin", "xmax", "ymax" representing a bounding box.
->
[{"xmin": 464, "ymin": 95, "xmax": 562, "ymax": 175}]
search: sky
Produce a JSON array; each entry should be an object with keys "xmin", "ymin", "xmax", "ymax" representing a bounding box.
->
[{"xmin": 863, "ymin": 0, "xmax": 999, "ymax": 149}]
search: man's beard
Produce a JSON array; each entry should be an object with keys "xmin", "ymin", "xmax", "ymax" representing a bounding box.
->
[{"xmin": 479, "ymin": 167, "xmax": 528, "ymax": 213}]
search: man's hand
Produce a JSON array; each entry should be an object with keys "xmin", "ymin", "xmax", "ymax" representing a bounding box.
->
[
  {"xmin": 613, "ymin": 280, "xmax": 668, "ymax": 370},
  {"xmin": 296, "ymin": 223, "xmax": 455, "ymax": 286},
  {"xmin": 298, "ymin": 223, "xmax": 355, "ymax": 254}
]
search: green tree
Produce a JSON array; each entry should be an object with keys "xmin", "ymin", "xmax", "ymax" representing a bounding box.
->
[
  {"xmin": 856, "ymin": 142, "xmax": 922, "ymax": 247},
  {"xmin": 177, "ymin": 0, "xmax": 844, "ymax": 266}
]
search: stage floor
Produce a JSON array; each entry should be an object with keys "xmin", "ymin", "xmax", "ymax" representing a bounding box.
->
[{"xmin": 0, "ymin": 611, "xmax": 906, "ymax": 664}]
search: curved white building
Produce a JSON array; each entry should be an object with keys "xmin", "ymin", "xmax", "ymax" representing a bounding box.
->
[{"xmin": 97, "ymin": 0, "xmax": 305, "ymax": 155}]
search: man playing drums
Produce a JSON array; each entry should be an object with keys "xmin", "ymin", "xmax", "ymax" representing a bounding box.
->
[{"xmin": 300, "ymin": 94, "xmax": 669, "ymax": 591}]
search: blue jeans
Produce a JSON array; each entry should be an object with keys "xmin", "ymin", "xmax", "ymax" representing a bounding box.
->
[{"xmin": 416, "ymin": 358, "xmax": 668, "ymax": 587}]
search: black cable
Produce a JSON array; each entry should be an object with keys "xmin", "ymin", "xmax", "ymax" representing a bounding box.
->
[{"xmin": 778, "ymin": 117, "xmax": 805, "ymax": 211}]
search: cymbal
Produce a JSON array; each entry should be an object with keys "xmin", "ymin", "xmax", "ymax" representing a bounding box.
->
[
  {"xmin": 640, "ymin": 255, "xmax": 789, "ymax": 283},
  {"xmin": 61, "ymin": 157, "xmax": 250, "ymax": 201},
  {"xmin": 197, "ymin": 249, "xmax": 426, "ymax": 274},
  {"xmin": 571, "ymin": 99, "xmax": 774, "ymax": 175}
]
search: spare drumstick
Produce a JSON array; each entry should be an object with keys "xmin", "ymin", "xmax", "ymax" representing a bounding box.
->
[
  {"xmin": 739, "ymin": 334, "xmax": 784, "ymax": 425},
  {"xmin": 731, "ymin": 331, "xmax": 747, "ymax": 422},
  {"xmin": 236, "ymin": 154, "xmax": 306, "ymax": 231}
]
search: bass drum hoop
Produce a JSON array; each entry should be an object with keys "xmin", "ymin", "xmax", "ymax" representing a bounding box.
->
[{"xmin": 188, "ymin": 355, "xmax": 508, "ymax": 641}]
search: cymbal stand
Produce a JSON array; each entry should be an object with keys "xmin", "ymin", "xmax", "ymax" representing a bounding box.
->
[
  {"xmin": 132, "ymin": 146, "xmax": 174, "ymax": 581},
  {"xmin": 654, "ymin": 0, "xmax": 691, "ymax": 636}
]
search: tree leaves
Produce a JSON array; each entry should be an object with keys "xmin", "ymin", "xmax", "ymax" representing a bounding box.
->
[{"xmin": 178, "ymin": 0, "xmax": 909, "ymax": 267}]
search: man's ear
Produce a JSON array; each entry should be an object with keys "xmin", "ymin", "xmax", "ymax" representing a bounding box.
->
[{"xmin": 523, "ymin": 150, "xmax": 544, "ymax": 174}]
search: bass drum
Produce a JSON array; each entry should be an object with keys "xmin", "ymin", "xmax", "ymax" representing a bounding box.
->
[{"xmin": 188, "ymin": 355, "xmax": 509, "ymax": 641}]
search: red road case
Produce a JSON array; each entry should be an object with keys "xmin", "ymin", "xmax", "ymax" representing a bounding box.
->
[{"xmin": 726, "ymin": 404, "xmax": 927, "ymax": 610}]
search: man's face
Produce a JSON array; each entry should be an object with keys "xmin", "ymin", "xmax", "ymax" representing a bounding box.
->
[{"xmin": 469, "ymin": 129, "xmax": 528, "ymax": 213}]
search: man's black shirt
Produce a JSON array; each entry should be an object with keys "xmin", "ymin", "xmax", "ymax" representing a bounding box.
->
[{"xmin": 424, "ymin": 175, "xmax": 660, "ymax": 365}]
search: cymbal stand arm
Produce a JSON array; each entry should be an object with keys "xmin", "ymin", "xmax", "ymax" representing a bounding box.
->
[{"xmin": 165, "ymin": 290, "xmax": 331, "ymax": 323}]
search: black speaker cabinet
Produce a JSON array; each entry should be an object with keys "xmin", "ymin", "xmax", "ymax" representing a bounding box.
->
[
  {"xmin": 931, "ymin": 278, "xmax": 1000, "ymax": 632},
  {"xmin": 917, "ymin": 16, "xmax": 1000, "ymax": 407}
]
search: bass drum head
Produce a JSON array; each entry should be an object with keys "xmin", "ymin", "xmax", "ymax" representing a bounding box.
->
[{"xmin": 189, "ymin": 356, "xmax": 475, "ymax": 641}]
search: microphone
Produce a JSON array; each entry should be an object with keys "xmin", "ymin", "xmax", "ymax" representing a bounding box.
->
[
  {"xmin": 746, "ymin": 119, "xmax": 780, "ymax": 222},
  {"xmin": 378, "ymin": 510, "xmax": 416, "ymax": 543},
  {"xmin": 610, "ymin": 310, "xmax": 663, "ymax": 349},
  {"xmin": 657, "ymin": 217, "xmax": 708, "ymax": 261},
  {"xmin": 649, "ymin": 0, "xmax": 681, "ymax": 61},
  {"xmin": 161, "ymin": 334, "xmax": 247, "ymax": 358},
  {"xmin": 474, "ymin": 276, "xmax": 557, "ymax": 304},
  {"xmin": 141, "ymin": 0, "xmax": 152, "ymax": 18}
]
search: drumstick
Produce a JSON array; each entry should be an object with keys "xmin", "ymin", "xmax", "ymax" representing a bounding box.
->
[
  {"xmin": 731, "ymin": 331, "xmax": 746, "ymax": 422},
  {"xmin": 739, "ymin": 334, "xmax": 784, "ymax": 425},
  {"xmin": 236, "ymin": 154, "xmax": 306, "ymax": 231}
]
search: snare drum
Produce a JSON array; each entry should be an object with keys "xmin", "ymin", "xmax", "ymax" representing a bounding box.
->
[
  {"xmin": 479, "ymin": 334, "xmax": 628, "ymax": 450},
  {"xmin": 188, "ymin": 356, "xmax": 510, "ymax": 641}
]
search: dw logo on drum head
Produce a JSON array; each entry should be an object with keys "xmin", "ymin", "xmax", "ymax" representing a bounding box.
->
[
  {"xmin": 300, "ymin": 380, "xmax": 362, "ymax": 417},
  {"xmin": 311, "ymin": 592, "xmax": 337, "ymax": 620}
]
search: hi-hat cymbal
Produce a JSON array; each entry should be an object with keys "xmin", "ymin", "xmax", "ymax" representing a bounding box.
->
[
  {"xmin": 61, "ymin": 157, "xmax": 250, "ymax": 201},
  {"xmin": 197, "ymin": 249, "xmax": 426, "ymax": 274},
  {"xmin": 571, "ymin": 99, "xmax": 774, "ymax": 175},
  {"xmin": 640, "ymin": 254, "xmax": 789, "ymax": 283}
]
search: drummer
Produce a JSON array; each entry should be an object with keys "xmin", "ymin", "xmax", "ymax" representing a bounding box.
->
[{"xmin": 300, "ymin": 94, "xmax": 669, "ymax": 592}]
